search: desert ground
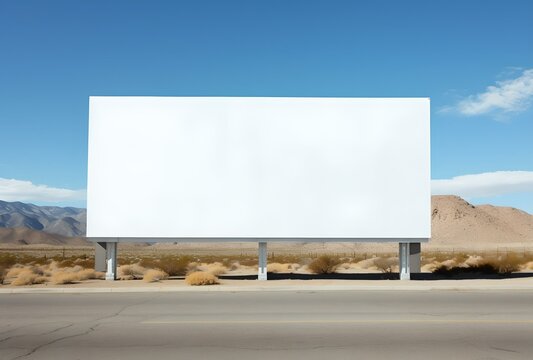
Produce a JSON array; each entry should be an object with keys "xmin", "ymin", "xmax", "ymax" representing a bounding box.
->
[
  {"xmin": 1, "ymin": 195, "xmax": 533, "ymax": 287},
  {"xmin": 2, "ymin": 241, "xmax": 533, "ymax": 288}
]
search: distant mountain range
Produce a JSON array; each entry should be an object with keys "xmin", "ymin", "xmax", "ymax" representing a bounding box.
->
[
  {"xmin": 0, "ymin": 227, "xmax": 89, "ymax": 246},
  {"xmin": 0, "ymin": 200, "xmax": 86, "ymax": 237},
  {"xmin": 0, "ymin": 197, "xmax": 531, "ymax": 246}
]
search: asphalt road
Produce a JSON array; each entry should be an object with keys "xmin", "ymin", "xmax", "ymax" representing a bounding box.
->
[{"xmin": 1, "ymin": 290, "xmax": 533, "ymax": 359}]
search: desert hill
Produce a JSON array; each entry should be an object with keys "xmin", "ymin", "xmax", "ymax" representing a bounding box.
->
[
  {"xmin": 0, "ymin": 196, "xmax": 531, "ymax": 247},
  {"xmin": 430, "ymin": 195, "xmax": 533, "ymax": 245}
]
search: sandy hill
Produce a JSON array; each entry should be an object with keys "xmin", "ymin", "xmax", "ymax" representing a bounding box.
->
[{"xmin": 431, "ymin": 195, "xmax": 533, "ymax": 246}]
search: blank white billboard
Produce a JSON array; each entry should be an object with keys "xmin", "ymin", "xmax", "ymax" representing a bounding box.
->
[{"xmin": 87, "ymin": 97, "xmax": 430, "ymax": 241}]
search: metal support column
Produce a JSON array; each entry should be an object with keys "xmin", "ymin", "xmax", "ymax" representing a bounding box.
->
[
  {"xmin": 95, "ymin": 242, "xmax": 107, "ymax": 272},
  {"xmin": 105, "ymin": 242, "xmax": 117, "ymax": 281},
  {"xmin": 409, "ymin": 242, "xmax": 421, "ymax": 273},
  {"xmin": 399, "ymin": 242, "xmax": 410, "ymax": 280},
  {"xmin": 258, "ymin": 242, "xmax": 267, "ymax": 281}
]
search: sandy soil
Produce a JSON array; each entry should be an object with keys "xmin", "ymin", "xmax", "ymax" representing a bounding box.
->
[{"xmin": 3, "ymin": 277, "xmax": 533, "ymax": 292}]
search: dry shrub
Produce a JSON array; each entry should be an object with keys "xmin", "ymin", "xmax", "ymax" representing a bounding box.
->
[
  {"xmin": 117, "ymin": 263, "xmax": 146, "ymax": 280},
  {"xmin": 185, "ymin": 271, "xmax": 219, "ymax": 286},
  {"xmin": 269, "ymin": 254, "xmax": 305, "ymax": 265},
  {"xmin": 267, "ymin": 263, "xmax": 292, "ymax": 273},
  {"xmin": 439, "ymin": 259, "xmax": 458, "ymax": 268},
  {"xmin": 453, "ymin": 252, "xmax": 470, "ymax": 264},
  {"xmin": 5, "ymin": 265, "xmax": 26, "ymax": 280},
  {"xmin": 40, "ymin": 261, "xmax": 60, "ymax": 276},
  {"xmin": 143, "ymin": 269, "xmax": 169, "ymax": 283},
  {"xmin": 522, "ymin": 261, "xmax": 533, "ymax": 271},
  {"xmin": 291, "ymin": 263, "xmax": 301, "ymax": 270},
  {"xmin": 333, "ymin": 257, "xmax": 401, "ymax": 274},
  {"xmin": 421, "ymin": 262, "xmax": 440, "ymax": 273},
  {"xmin": 73, "ymin": 257, "xmax": 95, "ymax": 269},
  {"xmin": 308, "ymin": 255, "xmax": 340, "ymax": 274},
  {"xmin": 463, "ymin": 255, "xmax": 484, "ymax": 267},
  {"xmin": 51, "ymin": 271, "xmax": 80, "ymax": 284},
  {"xmin": 0, "ymin": 254, "xmax": 18, "ymax": 270},
  {"xmin": 338, "ymin": 262, "xmax": 352, "ymax": 270},
  {"xmin": 490, "ymin": 260, "xmax": 519, "ymax": 274},
  {"xmin": 157, "ymin": 256, "xmax": 192, "ymax": 276},
  {"xmin": 490, "ymin": 253, "xmax": 523, "ymax": 273},
  {"xmin": 227, "ymin": 262, "xmax": 256, "ymax": 274},
  {"xmin": 373, "ymin": 257, "xmax": 398, "ymax": 273},
  {"xmin": 431, "ymin": 254, "xmax": 521, "ymax": 276},
  {"xmin": 11, "ymin": 269, "xmax": 46, "ymax": 286},
  {"xmin": 420, "ymin": 252, "xmax": 533, "ymax": 274},
  {"xmin": 336, "ymin": 262, "xmax": 370, "ymax": 273},
  {"xmin": 187, "ymin": 261, "xmax": 200, "ymax": 273},
  {"xmin": 201, "ymin": 262, "xmax": 227, "ymax": 276},
  {"xmin": 229, "ymin": 261, "xmax": 241, "ymax": 271},
  {"xmin": 433, "ymin": 263, "xmax": 500, "ymax": 276},
  {"xmin": 12, "ymin": 262, "xmax": 105, "ymax": 285},
  {"xmin": 76, "ymin": 268, "xmax": 104, "ymax": 281},
  {"xmin": 354, "ymin": 258, "xmax": 379, "ymax": 271}
]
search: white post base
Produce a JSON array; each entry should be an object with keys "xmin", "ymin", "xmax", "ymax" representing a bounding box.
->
[
  {"xmin": 258, "ymin": 242, "xmax": 267, "ymax": 281},
  {"xmin": 399, "ymin": 242, "xmax": 410, "ymax": 280},
  {"xmin": 105, "ymin": 242, "xmax": 117, "ymax": 281}
]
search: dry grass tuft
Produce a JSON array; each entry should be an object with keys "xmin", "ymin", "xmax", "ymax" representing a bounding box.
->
[
  {"xmin": 373, "ymin": 257, "xmax": 398, "ymax": 273},
  {"xmin": 489, "ymin": 254, "xmax": 522, "ymax": 274},
  {"xmin": 143, "ymin": 269, "xmax": 169, "ymax": 283},
  {"xmin": 51, "ymin": 271, "xmax": 80, "ymax": 284},
  {"xmin": 267, "ymin": 263, "xmax": 293, "ymax": 273},
  {"xmin": 0, "ymin": 253, "xmax": 19, "ymax": 271},
  {"xmin": 5, "ymin": 265, "xmax": 27, "ymax": 279},
  {"xmin": 308, "ymin": 255, "xmax": 340, "ymax": 274},
  {"xmin": 185, "ymin": 271, "xmax": 219, "ymax": 286},
  {"xmin": 353, "ymin": 258, "xmax": 379, "ymax": 271},
  {"xmin": 200, "ymin": 262, "xmax": 227, "ymax": 276},
  {"xmin": 430, "ymin": 253, "xmax": 522, "ymax": 276},
  {"xmin": 433, "ymin": 263, "xmax": 500, "ymax": 276},
  {"xmin": 229, "ymin": 261, "xmax": 241, "ymax": 271},
  {"xmin": 522, "ymin": 261, "xmax": 533, "ymax": 271},
  {"xmin": 11, "ymin": 269, "xmax": 46, "ymax": 286},
  {"xmin": 187, "ymin": 261, "xmax": 200, "ymax": 273},
  {"xmin": 117, "ymin": 263, "xmax": 147, "ymax": 280},
  {"xmin": 6, "ymin": 262, "xmax": 105, "ymax": 285},
  {"xmin": 140, "ymin": 255, "xmax": 193, "ymax": 276},
  {"xmin": 76, "ymin": 268, "xmax": 104, "ymax": 281}
]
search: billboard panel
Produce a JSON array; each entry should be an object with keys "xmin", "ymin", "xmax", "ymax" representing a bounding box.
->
[{"xmin": 87, "ymin": 97, "xmax": 430, "ymax": 240}]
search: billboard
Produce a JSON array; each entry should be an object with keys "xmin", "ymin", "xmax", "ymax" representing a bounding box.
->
[{"xmin": 87, "ymin": 97, "xmax": 430, "ymax": 241}]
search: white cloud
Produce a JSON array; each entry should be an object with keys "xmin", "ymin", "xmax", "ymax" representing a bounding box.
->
[
  {"xmin": 457, "ymin": 68, "xmax": 533, "ymax": 116},
  {"xmin": 432, "ymin": 171, "xmax": 533, "ymax": 198},
  {"xmin": 0, "ymin": 178, "xmax": 86, "ymax": 203}
]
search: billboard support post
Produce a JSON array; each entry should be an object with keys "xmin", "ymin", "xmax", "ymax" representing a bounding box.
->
[
  {"xmin": 410, "ymin": 242, "xmax": 421, "ymax": 273},
  {"xmin": 258, "ymin": 242, "xmax": 268, "ymax": 280},
  {"xmin": 95, "ymin": 242, "xmax": 107, "ymax": 272},
  {"xmin": 105, "ymin": 242, "xmax": 117, "ymax": 281},
  {"xmin": 399, "ymin": 243, "xmax": 410, "ymax": 280}
]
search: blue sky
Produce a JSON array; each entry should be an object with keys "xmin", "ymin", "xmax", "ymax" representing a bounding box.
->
[{"xmin": 0, "ymin": 0, "xmax": 532, "ymax": 212}]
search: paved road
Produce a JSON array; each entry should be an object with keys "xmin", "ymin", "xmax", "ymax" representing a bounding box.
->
[{"xmin": 1, "ymin": 290, "xmax": 533, "ymax": 359}]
